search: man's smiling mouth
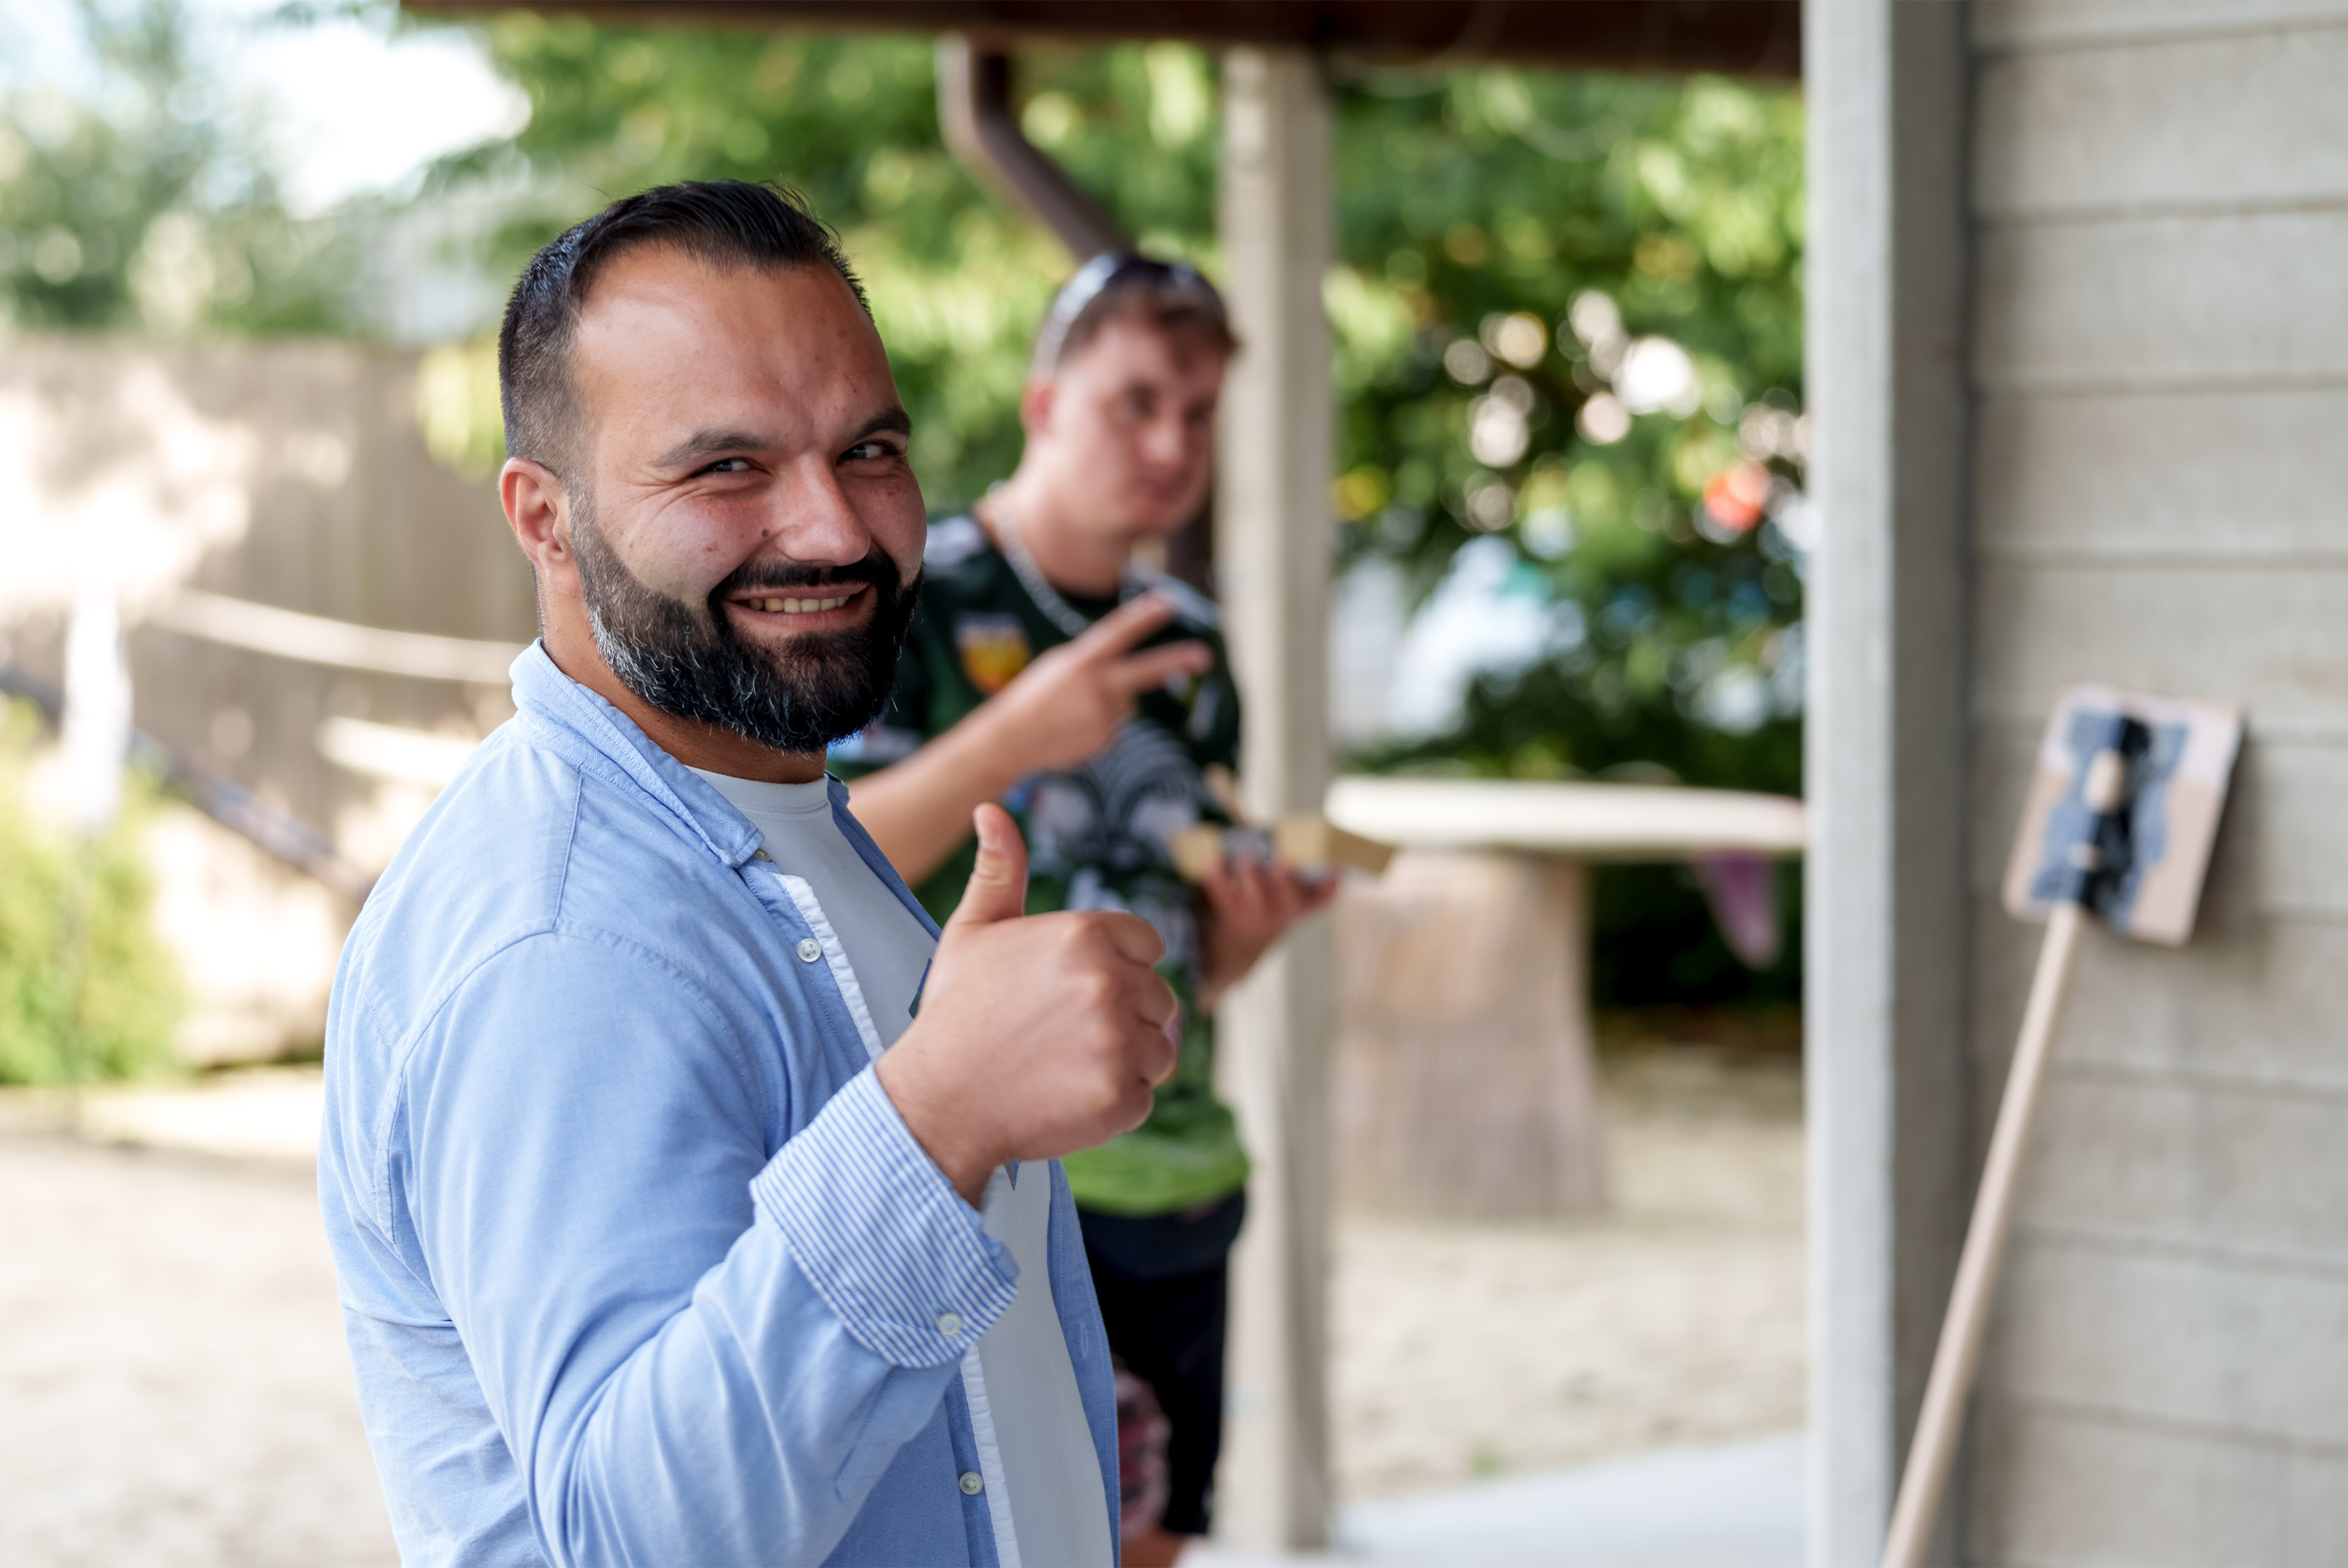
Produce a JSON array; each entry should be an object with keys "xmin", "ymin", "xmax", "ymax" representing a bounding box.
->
[{"xmin": 729, "ymin": 581, "xmax": 871, "ymax": 621}]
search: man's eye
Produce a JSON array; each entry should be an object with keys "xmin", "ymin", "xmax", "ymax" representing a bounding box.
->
[
  {"xmin": 701, "ymin": 457, "xmax": 752, "ymax": 475},
  {"xmin": 844, "ymin": 441, "xmax": 899, "ymax": 462}
]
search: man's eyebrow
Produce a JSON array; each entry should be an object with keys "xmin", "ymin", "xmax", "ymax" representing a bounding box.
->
[
  {"xmin": 651, "ymin": 408, "xmax": 910, "ymax": 471},
  {"xmin": 854, "ymin": 407, "xmax": 914, "ymax": 441},
  {"xmin": 651, "ymin": 429, "xmax": 772, "ymax": 471}
]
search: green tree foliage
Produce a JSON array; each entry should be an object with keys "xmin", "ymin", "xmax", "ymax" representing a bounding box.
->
[
  {"xmin": 0, "ymin": 704, "xmax": 183, "ymax": 1085},
  {"xmin": 1332, "ymin": 71, "xmax": 1805, "ymax": 796},
  {"xmin": 1323, "ymin": 70, "xmax": 1809, "ymax": 1007},
  {"xmin": 0, "ymin": 0, "xmax": 355, "ymax": 334}
]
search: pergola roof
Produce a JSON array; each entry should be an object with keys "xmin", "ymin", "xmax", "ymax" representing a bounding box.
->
[{"xmin": 406, "ymin": 1, "xmax": 1801, "ymax": 79}]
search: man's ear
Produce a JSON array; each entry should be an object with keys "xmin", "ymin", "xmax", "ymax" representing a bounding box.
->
[
  {"xmin": 1017, "ymin": 376, "xmax": 1056, "ymax": 441},
  {"xmin": 501, "ymin": 458, "xmax": 575, "ymax": 582}
]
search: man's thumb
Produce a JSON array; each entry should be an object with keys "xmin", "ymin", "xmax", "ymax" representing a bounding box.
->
[{"xmin": 946, "ymin": 803, "xmax": 1029, "ymax": 930}]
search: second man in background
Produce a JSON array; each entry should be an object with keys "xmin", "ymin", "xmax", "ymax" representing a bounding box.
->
[{"xmin": 839, "ymin": 253, "xmax": 1335, "ymax": 1568}]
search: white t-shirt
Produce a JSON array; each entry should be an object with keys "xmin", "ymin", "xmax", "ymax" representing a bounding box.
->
[
  {"xmin": 692, "ymin": 770, "xmax": 1112, "ymax": 1566},
  {"xmin": 693, "ymin": 769, "xmax": 933, "ymax": 1047}
]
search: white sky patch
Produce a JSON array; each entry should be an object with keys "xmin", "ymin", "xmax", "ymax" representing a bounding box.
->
[
  {"xmin": 0, "ymin": 0, "xmax": 102, "ymax": 98},
  {"xmin": 235, "ymin": 10, "xmax": 529, "ymax": 216},
  {"xmin": 1384, "ymin": 537, "xmax": 1572, "ymax": 739},
  {"xmin": 0, "ymin": 0, "xmax": 527, "ymax": 217}
]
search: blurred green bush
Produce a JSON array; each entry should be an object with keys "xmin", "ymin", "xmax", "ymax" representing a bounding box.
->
[{"xmin": 0, "ymin": 703, "xmax": 183, "ymax": 1086}]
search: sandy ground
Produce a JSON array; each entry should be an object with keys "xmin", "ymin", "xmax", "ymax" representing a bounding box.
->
[
  {"xmin": 0, "ymin": 1046, "xmax": 1802, "ymax": 1564},
  {"xmin": 1332, "ymin": 1048, "xmax": 1806, "ymax": 1501},
  {"xmin": 0, "ymin": 1127, "xmax": 397, "ymax": 1567}
]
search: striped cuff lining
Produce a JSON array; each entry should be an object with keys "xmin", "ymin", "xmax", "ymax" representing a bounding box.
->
[{"xmin": 752, "ymin": 1068, "xmax": 1017, "ymax": 1368}]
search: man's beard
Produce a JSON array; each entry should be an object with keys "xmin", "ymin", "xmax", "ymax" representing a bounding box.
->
[{"xmin": 572, "ymin": 499, "xmax": 920, "ymax": 756}]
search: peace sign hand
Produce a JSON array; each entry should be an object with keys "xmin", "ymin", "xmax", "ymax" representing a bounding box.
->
[{"xmin": 988, "ymin": 593, "xmax": 1213, "ymax": 773}]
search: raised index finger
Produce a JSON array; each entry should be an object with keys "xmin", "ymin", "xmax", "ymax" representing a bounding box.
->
[{"xmin": 1067, "ymin": 593, "xmax": 1179, "ymax": 661}]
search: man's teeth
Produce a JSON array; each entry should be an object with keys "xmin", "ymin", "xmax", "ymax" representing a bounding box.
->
[{"xmin": 750, "ymin": 594, "xmax": 852, "ymax": 614}]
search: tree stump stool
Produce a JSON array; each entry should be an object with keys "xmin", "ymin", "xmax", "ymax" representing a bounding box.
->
[{"xmin": 1332, "ymin": 850, "xmax": 1607, "ymax": 1219}]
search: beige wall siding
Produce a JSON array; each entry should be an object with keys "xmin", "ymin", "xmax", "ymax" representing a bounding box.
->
[
  {"xmin": 1976, "ymin": 391, "xmax": 2348, "ymax": 563},
  {"xmin": 1967, "ymin": 4, "xmax": 2348, "ymax": 1560},
  {"xmin": 1977, "ymin": 26, "xmax": 2348, "ymax": 215},
  {"xmin": 1970, "ymin": 1399, "xmax": 2348, "ymax": 1565},
  {"xmin": 1974, "ymin": 0, "xmax": 2348, "ymax": 53}
]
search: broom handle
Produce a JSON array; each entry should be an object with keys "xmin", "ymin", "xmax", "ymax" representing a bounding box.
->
[{"xmin": 1880, "ymin": 899, "xmax": 2087, "ymax": 1568}]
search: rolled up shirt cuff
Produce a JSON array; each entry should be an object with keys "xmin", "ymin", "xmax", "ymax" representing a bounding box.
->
[{"xmin": 752, "ymin": 1066, "xmax": 1017, "ymax": 1368}]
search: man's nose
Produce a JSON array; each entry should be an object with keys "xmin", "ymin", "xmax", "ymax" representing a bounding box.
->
[
  {"xmin": 768, "ymin": 458, "xmax": 873, "ymax": 564},
  {"xmin": 1142, "ymin": 413, "xmax": 1193, "ymax": 467}
]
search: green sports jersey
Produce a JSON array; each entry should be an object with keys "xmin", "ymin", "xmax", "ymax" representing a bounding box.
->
[{"xmin": 829, "ymin": 514, "xmax": 1249, "ymax": 1217}]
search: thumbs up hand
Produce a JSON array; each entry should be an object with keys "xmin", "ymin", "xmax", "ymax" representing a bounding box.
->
[{"xmin": 876, "ymin": 805, "xmax": 1181, "ymax": 1206}]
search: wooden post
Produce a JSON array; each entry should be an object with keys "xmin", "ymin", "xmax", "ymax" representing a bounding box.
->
[
  {"xmin": 1211, "ymin": 43, "xmax": 1335, "ymax": 1554},
  {"xmin": 1805, "ymin": 2, "xmax": 1974, "ymax": 1561}
]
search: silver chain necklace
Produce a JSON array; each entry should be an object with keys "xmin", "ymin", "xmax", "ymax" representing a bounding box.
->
[{"xmin": 987, "ymin": 491, "xmax": 1146, "ymax": 639}]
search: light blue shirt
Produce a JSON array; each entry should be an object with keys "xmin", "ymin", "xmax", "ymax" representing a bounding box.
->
[{"xmin": 318, "ymin": 643, "xmax": 1119, "ymax": 1567}]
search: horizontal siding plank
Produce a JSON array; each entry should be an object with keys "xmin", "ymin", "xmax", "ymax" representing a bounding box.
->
[
  {"xmin": 1968, "ymin": 1397, "xmax": 2348, "ymax": 1567},
  {"xmin": 1977, "ymin": 213, "xmax": 2348, "ymax": 386},
  {"xmin": 1974, "ymin": 0, "xmax": 2348, "ymax": 51},
  {"xmin": 1969, "ymin": 899, "xmax": 2348, "ymax": 1093},
  {"xmin": 1978, "ymin": 389, "xmax": 2348, "ymax": 563},
  {"xmin": 1973, "ymin": 565, "xmax": 2348, "ymax": 738},
  {"xmin": 1979, "ymin": 28, "xmax": 2348, "ymax": 217},
  {"xmin": 2009, "ymin": 1074, "xmax": 2348, "ymax": 1264},
  {"xmin": 1988, "ymin": 1242, "xmax": 2348, "ymax": 1446}
]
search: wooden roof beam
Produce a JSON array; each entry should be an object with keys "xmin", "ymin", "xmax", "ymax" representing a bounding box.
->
[{"xmin": 403, "ymin": 2, "xmax": 1801, "ymax": 80}]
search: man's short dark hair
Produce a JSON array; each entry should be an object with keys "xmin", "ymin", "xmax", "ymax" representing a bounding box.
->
[{"xmin": 498, "ymin": 180, "xmax": 867, "ymax": 473}]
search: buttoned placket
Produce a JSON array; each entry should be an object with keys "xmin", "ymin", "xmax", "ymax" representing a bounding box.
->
[{"xmin": 730, "ymin": 850, "xmax": 1025, "ymax": 1563}]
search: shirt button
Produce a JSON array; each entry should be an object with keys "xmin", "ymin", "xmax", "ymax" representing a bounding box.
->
[
  {"xmin": 796, "ymin": 937, "xmax": 822, "ymax": 963},
  {"xmin": 935, "ymin": 1310, "xmax": 964, "ymax": 1336},
  {"xmin": 959, "ymin": 1470, "xmax": 984, "ymax": 1496}
]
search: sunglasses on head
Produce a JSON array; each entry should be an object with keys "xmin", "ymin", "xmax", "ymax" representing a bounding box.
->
[{"xmin": 1033, "ymin": 252, "xmax": 1225, "ymax": 369}]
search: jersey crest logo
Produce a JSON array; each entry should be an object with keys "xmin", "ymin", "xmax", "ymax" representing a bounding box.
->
[{"xmin": 955, "ymin": 614, "xmax": 1033, "ymax": 696}]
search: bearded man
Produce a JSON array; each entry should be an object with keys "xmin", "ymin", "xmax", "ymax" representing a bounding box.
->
[{"xmin": 318, "ymin": 181, "xmax": 1168, "ymax": 1568}]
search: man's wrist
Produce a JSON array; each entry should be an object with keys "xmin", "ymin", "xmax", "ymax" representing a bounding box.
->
[{"xmin": 874, "ymin": 1047, "xmax": 996, "ymax": 1207}]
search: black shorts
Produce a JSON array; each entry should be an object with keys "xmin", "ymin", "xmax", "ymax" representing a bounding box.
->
[{"xmin": 1078, "ymin": 1191, "xmax": 1247, "ymax": 1537}]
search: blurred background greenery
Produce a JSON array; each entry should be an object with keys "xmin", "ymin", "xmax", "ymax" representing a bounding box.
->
[
  {"xmin": 0, "ymin": 702, "xmax": 183, "ymax": 1085},
  {"xmin": 0, "ymin": 0, "xmax": 1805, "ymax": 1026}
]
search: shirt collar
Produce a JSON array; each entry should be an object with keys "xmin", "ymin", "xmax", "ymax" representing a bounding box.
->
[{"xmin": 508, "ymin": 641, "xmax": 767, "ymax": 870}]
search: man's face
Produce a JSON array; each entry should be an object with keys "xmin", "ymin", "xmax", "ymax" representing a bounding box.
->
[
  {"xmin": 559, "ymin": 249, "xmax": 927, "ymax": 753},
  {"xmin": 1025, "ymin": 314, "xmax": 1225, "ymax": 541}
]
